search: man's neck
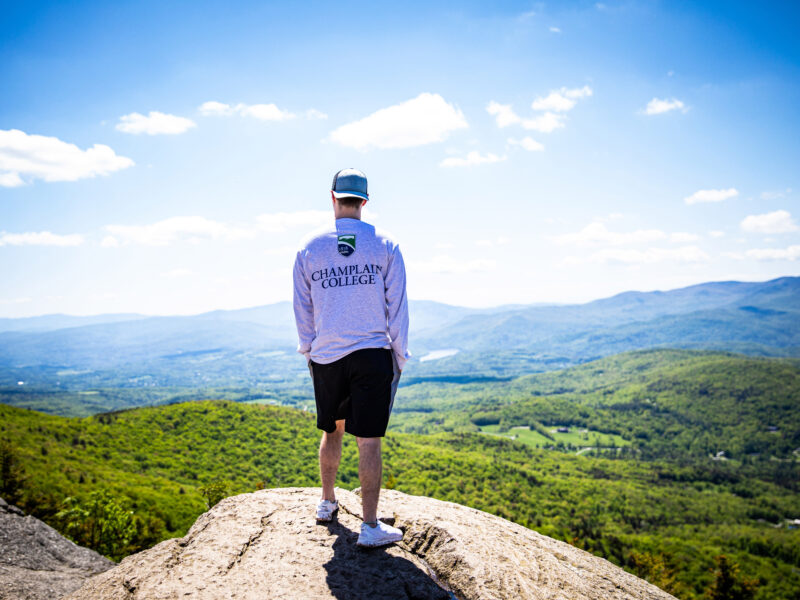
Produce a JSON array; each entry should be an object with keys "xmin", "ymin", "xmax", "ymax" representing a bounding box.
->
[{"xmin": 335, "ymin": 212, "xmax": 361, "ymax": 220}]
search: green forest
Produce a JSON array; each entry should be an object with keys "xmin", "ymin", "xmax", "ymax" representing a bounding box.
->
[{"xmin": 1, "ymin": 349, "xmax": 799, "ymax": 599}]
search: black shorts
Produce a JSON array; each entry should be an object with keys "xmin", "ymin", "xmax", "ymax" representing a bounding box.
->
[{"xmin": 309, "ymin": 348, "xmax": 401, "ymax": 438}]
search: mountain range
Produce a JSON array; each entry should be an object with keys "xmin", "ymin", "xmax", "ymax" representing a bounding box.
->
[{"xmin": 1, "ymin": 276, "xmax": 798, "ymax": 391}]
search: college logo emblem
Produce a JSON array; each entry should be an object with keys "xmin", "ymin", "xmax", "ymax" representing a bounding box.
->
[{"xmin": 337, "ymin": 234, "xmax": 356, "ymax": 257}]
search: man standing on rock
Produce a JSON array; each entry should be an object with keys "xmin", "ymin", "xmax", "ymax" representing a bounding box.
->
[{"xmin": 293, "ymin": 168, "xmax": 410, "ymax": 548}]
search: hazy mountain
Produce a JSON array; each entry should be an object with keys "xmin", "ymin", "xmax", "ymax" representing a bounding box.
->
[
  {"xmin": 0, "ymin": 313, "xmax": 148, "ymax": 333},
  {"xmin": 0, "ymin": 277, "xmax": 797, "ymax": 387}
]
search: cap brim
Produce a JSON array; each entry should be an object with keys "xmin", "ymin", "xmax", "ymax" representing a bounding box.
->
[{"xmin": 332, "ymin": 190, "xmax": 368, "ymax": 200}]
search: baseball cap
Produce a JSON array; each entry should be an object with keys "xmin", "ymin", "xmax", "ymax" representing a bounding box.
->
[{"xmin": 331, "ymin": 168, "xmax": 369, "ymax": 201}]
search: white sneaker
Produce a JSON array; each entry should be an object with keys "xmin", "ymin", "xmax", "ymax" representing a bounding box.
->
[
  {"xmin": 356, "ymin": 520, "xmax": 403, "ymax": 547},
  {"xmin": 316, "ymin": 499, "xmax": 338, "ymax": 522}
]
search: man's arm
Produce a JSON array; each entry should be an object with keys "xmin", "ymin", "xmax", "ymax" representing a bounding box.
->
[
  {"xmin": 385, "ymin": 243, "xmax": 410, "ymax": 371},
  {"xmin": 292, "ymin": 250, "xmax": 314, "ymax": 363}
]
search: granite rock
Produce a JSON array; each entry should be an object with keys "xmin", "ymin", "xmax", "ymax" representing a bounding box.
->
[{"xmin": 67, "ymin": 487, "xmax": 676, "ymax": 600}]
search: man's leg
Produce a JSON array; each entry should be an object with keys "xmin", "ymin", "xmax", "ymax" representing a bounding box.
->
[
  {"xmin": 356, "ymin": 436, "xmax": 382, "ymax": 523},
  {"xmin": 320, "ymin": 419, "xmax": 345, "ymax": 501}
]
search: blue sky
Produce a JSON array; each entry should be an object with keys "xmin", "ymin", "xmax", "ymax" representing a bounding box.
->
[{"xmin": 1, "ymin": 0, "xmax": 799, "ymax": 316}]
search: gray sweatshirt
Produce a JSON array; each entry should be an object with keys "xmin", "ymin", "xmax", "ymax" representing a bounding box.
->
[{"xmin": 293, "ymin": 217, "xmax": 410, "ymax": 370}]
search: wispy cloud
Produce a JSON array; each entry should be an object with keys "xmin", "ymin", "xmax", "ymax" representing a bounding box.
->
[
  {"xmin": 487, "ymin": 103, "xmax": 566, "ymax": 133},
  {"xmin": 160, "ymin": 268, "xmax": 192, "ymax": 278},
  {"xmin": 487, "ymin": 86, "xmax": 591, "ymax": 133},
  {"xmin": 531, "ymin": 86, "xmax": 592, "ymax": 112},
  {"xmin": 486, "ymin": 102, "xmax": 521, "ymax": 128},
  {"xmin": 198, "ymin": 101, "xmax": 311, "ymax": 121},
  {"xmin": 0, "ymin": 231, "xmax": 84, "ymax": 247},
  {"xmin": 104, "ymin": 216, "xmax": 253, "ymax": 246},
  {"xmin": 103, "ymin": 210, "xmax": 335, "ymax": 247},
  {"xmin": 670, "ymin": 232, "xmax": 701, "ymax": 243},
  {"xmin": 642, "ymin": 97, "xmax": 687, "ymax": 115},
  {"xmin": 508, "ymin": 137, "xmax": 544, "ymax": 151},
  {"xmin": 328, "ymin": 93, "xmax": 468, "ymax": 150},
  {"xmin": 684, "ymin": 188, "xmax": 738, "ymax": 205},
  {"xmin": 304, "ymin": 108, "xmax": 328, "ymax": 120},
  {"xmin": 554, "ymin": 222, "xmax": 668, "ymax": 246},
  {"xmin": 410, "ymin": 255, "xmax": 495, "ymax": 274},
  {"xmin": 743, "ymin": 245, "xmax": 800, "ymax": 261},
  {"xmin": 740, "ymin": 209, "xmax": 798, "ymax": 234},
  {"xmin": 759, "ymin": 188, "xmax": 791, "ymax": 201},
  {"xmin": 255, "ymin": 210, "xmax": 331, "ymax": 232},
  {"xmin": 521, "ymin": 112, "xmax": 565, "ymax": 133},
  {"xmin": 116, "ymin": 111, "xmax": 196, "ymax": 135},
  {"xmin": 475, "ymin": 236, "xmax": 510, "ymax": 247},
  {"xmin": 0, "ymin": 129, "xmax": 133, "ymax": 187},
  {"xmin": 0, "ymin": 297, "xmax": 32, "ymax": 305},
  {"xmin": 567, "ymin": 246, "xmax": 709, "ymax": 265},
  {"xmin": 549, "ymin": 26, "xmax": 561, "ymax": 33},
  {"xmin": 439, "ymin": 151, "xmax": 506, "ymax": 168}
]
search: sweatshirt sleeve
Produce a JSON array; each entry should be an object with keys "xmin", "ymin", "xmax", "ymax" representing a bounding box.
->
[
  {"xmin": 385, "ymin": 242, "xmax": 410, "ymax": 370},
  {"xmin": 292, "ymin": 250, "xmax": 314, "ymax": 362}
]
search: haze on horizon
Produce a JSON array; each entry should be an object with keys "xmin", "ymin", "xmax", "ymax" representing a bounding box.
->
[{"xmin": 1, "ymin": 1, "xmax": 799, "ymax": 318}]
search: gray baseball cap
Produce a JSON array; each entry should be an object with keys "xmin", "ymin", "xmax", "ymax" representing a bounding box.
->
[{"xmin": 331, "ymin": 168, "xmax": 369, "ymax": 201}]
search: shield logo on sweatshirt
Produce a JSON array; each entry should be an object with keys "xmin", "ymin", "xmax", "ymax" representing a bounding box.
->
[{"xmin": 338, "ymin": 234, "xmax": 356, "ymax": 257}]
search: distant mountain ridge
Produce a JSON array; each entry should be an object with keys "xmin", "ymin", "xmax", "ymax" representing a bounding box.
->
[{"xmin": 0, "ymin": 276, "xmax": 798, "ymax": 388}]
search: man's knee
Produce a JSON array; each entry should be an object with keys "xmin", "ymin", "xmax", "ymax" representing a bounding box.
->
[
  {"xmin": 322, "ymin": 420, "xmax": 345, "ymax": 442},
  {"xmin": 356, "ymin": 436, "xmax": 381, "ymax": 452}
]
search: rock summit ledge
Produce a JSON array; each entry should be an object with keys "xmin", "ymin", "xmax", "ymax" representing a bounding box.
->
[{"xmin": 68, "ymin": 487, "xmax": 675, "ymax": 600}]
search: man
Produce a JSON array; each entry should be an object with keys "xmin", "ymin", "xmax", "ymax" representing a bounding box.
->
[{"xmin": 292, "ymin": 168, "xmax": 410, "ymax": 548}]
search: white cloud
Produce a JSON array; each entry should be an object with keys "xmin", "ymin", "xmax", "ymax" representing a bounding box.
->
[
  {"xmin": 255, "ymin": 210, "xmax": 331, "ymax": 232},
  {"xmin": 239, "ymin": 103, "xmax": 295, "ymax": 121},
  {"xmin": 740, "ymin": 209, "xmax": 799, "ymax": 234},
  {"xmin": 643, "ymin": 98, "xmax": 687, "ymax": 115},
  {"xmin": 105, "ymin": 216, "xmax": 253, "ymax": 246},
  {"xmin": 486, "ymin": 102, "xmax": 521, "ymax": 128},
  {"xmin": 305, "ymin": 108, "xmax": 328, "ymax": 120},
  {"xmin": 103, "ymin": 210, "xmax": 336, "ymax": 247},
  {"xmin": 0, "ymin": 296, "xmax": 32, "ymax": 305},
  {"xmin": 554, "ymin": 222, "xmax": 667, "ymax": 246},
  {"xmin": 0, "ymin": 172, "xmax": 24, "ymax": 187},
  {"xmin": 549, "ymin": 26, "xmax": 561, "ymax": 33},
  {"xmin": 116, "ymin": 111, "xmax": 196, "ymax": 135},
  {"xmin": 475, "ymin": 236, "xmax": 510, "ymax": 247},
  {"xmin": 198, "ymin": 101, "xmax": 302, "ymax": 121},
  {"xmin": 264, "ymin": 245, "xmax": 298, "ymax": 258},
  {"xmin": 0, "ymin": 129, "xmax": 133, "ymax": 186},
  {"xmin": 531, "ymin": 86, "xmax": 592, "ymax": 112},
  {"xmin": 488, "ymin": 87, "xmax": 590, "ymax": 133},
  {"xmin": 411, "ymin": 255, "xmax": 495, "ymax": 274},
  {"xmin": 684, "ymin": 188, "xmax": 738, "ymax": 205},
  {"xmin": 439, "ymin": 151, "xmax": 506, "ymax": 168},
  {"xmin": 759, "ymin": 188, "xmax": 791, "ymax": 201},
  {"xmin": 198, "ymin": 101, "xmax": 235, "ymax": 116},
  {"xmin": 508, "ymin": 137, "xmax": 544, "ymax": 151},
  {"xmin": 328, "ymin": 93, "xmax": 468, "ymax": 150},
  {"xmin": 0, "ymin": 231, "xmax": 84, "ymax": 247},
  {"xmin": 709, "ymin": 230, "xmax": 725, "ymax": 238},
  {"xmin": 161, "ymin": 268, "xmax": 192, "ymax": 278},
  {"xmin": 521, "ymin": 112, "xmax": 565, "ymax": 132},
  {"xmin": 670, "ymin": 232, "xmax": 700, "ymax": 243},
  {"xmin": 569, "ymin": 246, "xmax": 709, "ymax": 265},
  {"xmin": 743, "ymin": 245, "xmax": 800, "ymax": 261}
]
